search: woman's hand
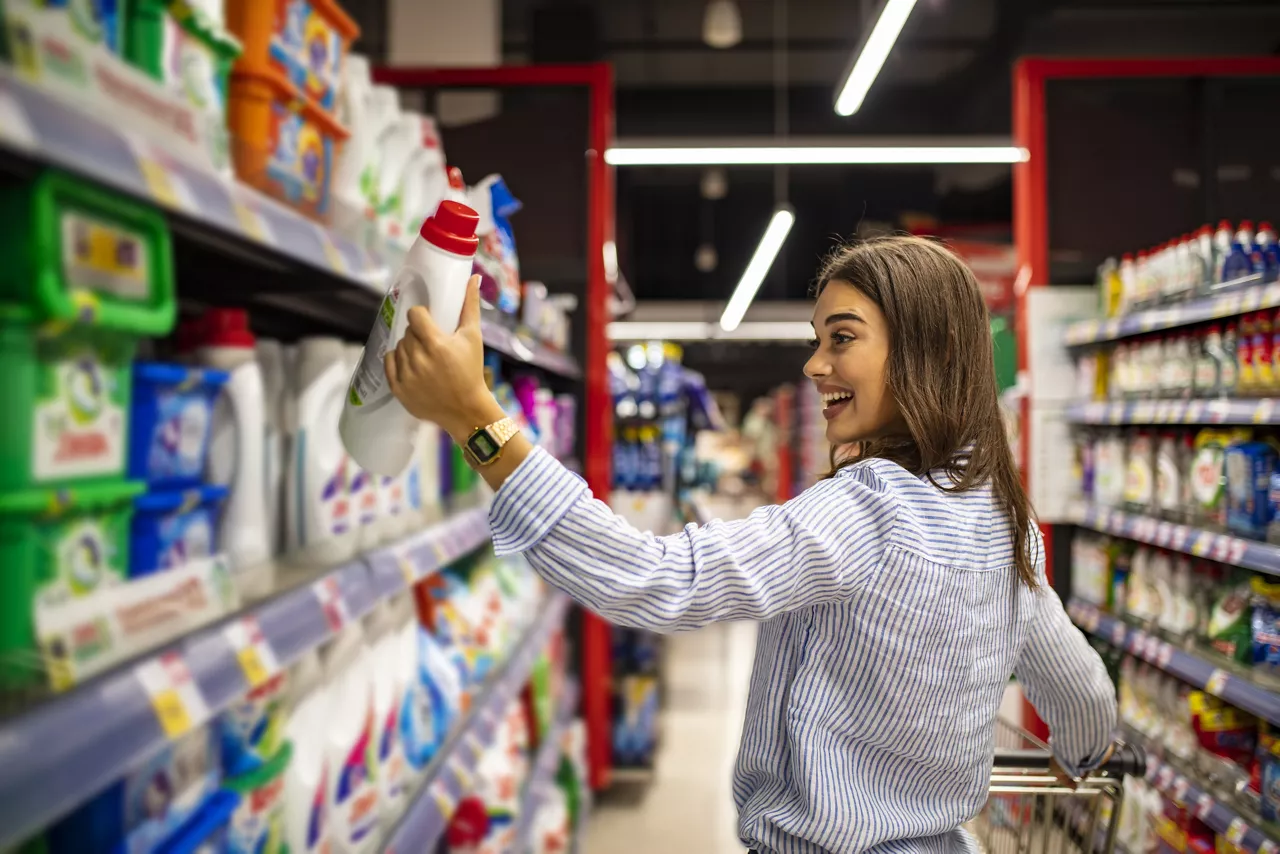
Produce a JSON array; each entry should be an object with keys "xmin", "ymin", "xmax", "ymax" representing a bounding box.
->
[{"xmin": 384, "ymin": 275, "xmax": 506, "ymax": 441}]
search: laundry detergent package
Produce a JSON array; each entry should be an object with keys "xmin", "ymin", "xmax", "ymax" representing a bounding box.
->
[{"xmin": 1226, "ymin": 440, "xmax": 1279, "ymax": 539}]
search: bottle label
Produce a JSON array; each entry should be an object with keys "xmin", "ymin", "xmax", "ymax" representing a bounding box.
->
[
  {"xmin": 334, "ymin": 709, "xmax": 379, "ymax": 844},
  {"xmin": 349, "ymin": 270, "xmax": 415, "ymax": 406},
  {"xmin": 1194, "ymin": 357, "xmax": 1218, "ymax": 392}
]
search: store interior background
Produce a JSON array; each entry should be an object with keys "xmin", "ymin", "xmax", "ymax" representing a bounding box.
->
[{"xmin": 2, "ymin": 0, "xmax": 1280, "ymax": 853}]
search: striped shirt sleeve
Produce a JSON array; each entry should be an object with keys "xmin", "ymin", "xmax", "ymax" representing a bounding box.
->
[
  {"xmin": 489, "ymin": 448, "xmax": 898, "ymax": 632},
  {"xmin": 1014, "ymin": 581, "xmax": 1117, "ymax": 776}
]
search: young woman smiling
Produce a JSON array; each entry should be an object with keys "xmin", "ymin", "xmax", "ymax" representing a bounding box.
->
[{"xmin": 384, "ymin": 236, "xmax": 1117, "ymax": 854}]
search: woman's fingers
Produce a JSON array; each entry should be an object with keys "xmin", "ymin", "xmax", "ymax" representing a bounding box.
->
[
  {"xmin": 458, "ymin": 275, "xmax": 483, "ymax": 331},
  {"xmin": 406, "ymin": 305, "xmax": 442, "ymax": 344},
  {"xmin": 384, "ymin": 349, "xmax": 401, "ymax": 396}
]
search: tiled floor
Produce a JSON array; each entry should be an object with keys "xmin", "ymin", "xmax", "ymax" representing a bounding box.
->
[{"xmin": 585, "ymin": 620, "xmax": 758, "ymax": 854}]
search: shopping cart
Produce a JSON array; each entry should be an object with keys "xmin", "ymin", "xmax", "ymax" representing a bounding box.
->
[{"xmin": 968, "ymin": 719, "xmax": 1146, "ymax": 854}]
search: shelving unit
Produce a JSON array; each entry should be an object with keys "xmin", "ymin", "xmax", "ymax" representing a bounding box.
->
[
  {"xmin": 1068, "ymin": 503, "xmax": 1280, "ymax": 575},
  {"xmin": 0, "ymin": 504, "xmax": 495, "ymax": 850},
  {"xmin": 1067, "ymin": 600, "xmax": 1280, "ymax": 726},
  {"xmin": 1065, "ymin": 398, "xmax": 1280, "ymax": 426},
  {"xmin": 1143, "ymin": 753, "xmax": 1279, "ymax": 854},
  {"xmin": 1063, "ymin": 274, "xmax": 1275, "ymax": 347},
  {"xmin": 383, "ymin": 593, "xmax": 571, "ymax": 854},
  {"xmin": 510, "ymin": 681, "xmax": 582, "ymax": 851}
]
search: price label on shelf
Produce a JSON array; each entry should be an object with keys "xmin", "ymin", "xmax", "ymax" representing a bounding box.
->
[
  {"xmin": 1157, "ymin": 642, "xmax": 1174, "ymax": 668},
  {"xmin": 1206, "ymin": 669, "xmax": 1230, "ymax": 697},
  {"xmin": 1134, "ymin": 402, "xmax": 1155, "ymax": 423},
  {"xmin": 1259, "ymin": 840, "xmax": 1278, "ymax": 854},
  {"xmin": 398, "ymin": 550, "xmax": 418, "ymax": 587},
  {"xmin": 465, "ymin": 732, "xmax": 487, "ymax": 760},
  {"xmin": 316, "ymin": 228, "xmax": 350, "ymax": 276},
  {"xmin": 429, "ymin": 779, "xmax": 457, "ymax": 820},
  {"xmin": 1083, "ymin": 608, "xmax": 1100, "ymax": 633},
  {"xmin": 1209, "ymin": 399, "xmax": 1230, "ymax": 424},
  {"xmin": 232, "ymin": 201, "xmax": 274, "ymax": 245},
  {"xmin": 1212, "ymin": 535, "xmax": 1232, "ymax": 561},
  {"xmin": 135, "ymin": 652, "xmax": 210, "ymax": 739},
  {"xmin": 1187, "ymin": 401, "xmax": 1207, "ymax": 423},
  {"xmin": 1191, "ymin": 531, "xmax": 1213, "ymax": 557},
  {"xmin": 1157, "ymin": 765, "xmax": 1175, "ymax": 789},
  {"xmin": 1103, "ymin": 319, "xmax": 1122, "ymax": 340},
  {"xmin": 1245, "ymin": 289, "xmax": 1264, "ymax": 313},
  {"xmin": 1255, "ymin": 399, "xmax": 1276, "ymax": 424},
  {"xmin": 223, "ymin": 616, "xmax": 281, "ymax": 689},
  {"xmin": 1196, "ymin": 793, "xmax": 1215, "ymax": 820},
  {"xmin": 1223, "ymin": 294, "xmax": 1244, "ymax": 318},
  {"xmin": 1172, "ymin": 776, "xmax": 1190, "ymax": 804},
  {"xmin": 450, "ymin": 758, "xmax": 474, "ymax": 790},
  {"xmin": 1111, "ymin": 623, "xmax": 1127, "ymax": 647},
  {"xmin": 135, "ymin": 157, "xmax": 192, "ymax": 212},
  {"xmin": 1109, "ymin": 406, "xmax": 1124, "ymax": 425},
  {"xmin": 1155, "ymin": 522, "xmax": 1173, "ymax": 547},
  {"xmin": 312, "ymin": 576, "xmax": 349, "ymax": 633},
  {"xmin": 1265, "ymin": 283, "xmax": 1280, "ymax": 306},
  {"xmin": 1227, "ymin": 538, "xmax": 1249, "ymax": 566},
  {"xmin": 1171, "ymin": 526, "xmax": 1190, "ymax": 551},
  {"xmin": 1227, "ymin": 818, "xmax": 1249, "ymax": 847}
]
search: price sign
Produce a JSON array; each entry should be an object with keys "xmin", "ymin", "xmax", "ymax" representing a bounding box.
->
[
  {"xmin": 1259, "ymin": 840, "xmax": 1278, "ymax": 854},
  {"xmin": 1157, "ymin": 642, "xmax": 1174, "ymax": 668},
  {"xmin": 398, "ymin": 551, "xmax": 418, "ymax": 587},
  {"xmin": 1255, "ymin": 399, "xmax": 1276, "ymax": 424},
  {"xmin": 1226, "ymin": 538, "xmax": 1248, "ymax": 565},
  {"xmin": 135, "ymin": 157, "xmax": 189, "ymax": 211},
  {"xmin": 135, "ymin": 652, "xmax": 210, "ymax": 739},
  {"xmin": 317, "ymin": 228, "xmax": 350, "ymax": 275},
  {"xmin": 1111, "ymin": 622, "xmax": 1127, "ymax": 647},
  {"xmin": 233, "ymin": 201, "xmax": 274, "ymax": 245},
  {"xmin": 1104, "ymin": 319, "xmax": 1123, "ymax": 339},
  {"xmin": 1155, "ymin": 522, "xmax": 1173, "ymax": 547},
  {"xmin": 223, "ymin": 616, "xmax": 281, "ymax": 689},
  {"xmin": 450, "ymin": 758, "xmax": 474, "ymax": 790},
  {"xmin": 1191, "ymin": 532, "xmax": 1213, "ymax": 557},
  {"xmin": 1172, "ymin": 776, "xmax": 1190, "ymax": 804},
  {"xmin": 1171, "ymin": 526, "xmax": 1190, "ymax": 551},
  {"xmin": 313, "ymin": 576, "xmax": 349, "ymax": 632},
  {"xmin": 1196, "ymin": 793, "xmax": 1215, "ymax": 820},
  {"xmin": 1245, "ymin": 289, "xmax": 1264, "ymax": 312},
  {"xmin": 429, "ymin": 779, "xmax": 457, "ymax": 820},
  {"xmin": 1187, "ymin": 401, "xmax": 1206, "ymax": 423},
  {"xmin": 1206, "ymin": 669, "xmax": 1230, "ymax": 697},
  {"xmin": 465, "ymin": 732, "xmax": 487, "ymax": 760},
  {"xmin": 1226, "ymin": 818, "xmax": 1249, "ymax": 847}
]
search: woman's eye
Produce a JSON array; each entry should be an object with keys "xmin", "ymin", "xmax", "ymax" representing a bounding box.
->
[
  {"xmin": 831, "ymin": 332, "xmax": 855, "ymax": 345},
  {"xmin": 807, "ymin": 338, "xmax": 820, "ymax": 350}
]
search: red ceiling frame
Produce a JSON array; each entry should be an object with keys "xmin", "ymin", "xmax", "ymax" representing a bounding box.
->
[
  {"xmin": 371, "ymin": 62, "xmax": 617, "ymax": 791},
  {"xmin": 1012, "ymin": 55, "xmax": 1280, "ymax": 741}
]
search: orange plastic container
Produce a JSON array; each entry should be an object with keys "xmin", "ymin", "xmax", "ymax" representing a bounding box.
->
[
  {"xmin": 225, "ymin": 0, "xmax": 359, "ymax": 112},
  {"xmin": 228, "ymin": 68, "xmax": 349, "ymax": 220}
]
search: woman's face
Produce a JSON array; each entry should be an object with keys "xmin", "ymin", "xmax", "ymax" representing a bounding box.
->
[{"xmin": 804, "ymin": 279, "xmax": 903, "ymax": 445}]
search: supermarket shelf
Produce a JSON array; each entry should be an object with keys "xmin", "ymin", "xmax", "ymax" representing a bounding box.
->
[
  {"xmin": 1068, "ymin": 502, "xmax": 1280, "ymax": 575},
  {"xmin": 383, "ymin": 592, "xmax": 571, "ymax": 854},
  {"xmin": 1143, "ymin": 751, "xmax": 1279, "ymax": 854},
  {"xmin": 1065, "ymin": 398, "xmax": 1280, "ymax": 426},
  {"xmin": 1064, "ymin": 274, "xmax": 1275, "ymax": 347},
  {"xmin": 0, "ymin": 68, "xmax": 582, "ymax": 380},
  {"xmin": 0, "ymin": 504, "xmax": 495, "ymax": 849},
  {"xmin": 510, "ymin": 681, "xmax": 581, "ymax": 852},
  {"xmin": 1067, "ymin": 599, "xmax": 1280, "ymax": 726}
]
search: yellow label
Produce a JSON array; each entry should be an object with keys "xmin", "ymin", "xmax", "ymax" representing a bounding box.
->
[
  {"xmin": 233, "ymin": 202, "xmax": 269, "ymax": 243},
  {"xmin": 321, "ymin": 235, "xmax": 348, "ymax": 274},
  {"xmin": 236, "ymin": 646, "xmax": 271, "ymax": 689},
  {"xmin": 399, "ymin": 555, "xmax": 418, "ymax": 587},
  {"xmin": 151, "ymin": 687, "xmax": 194, "ymax": 738},
  {"xmin": 137, "ymin": 158, "xmax": 183, "ymax": 209}
]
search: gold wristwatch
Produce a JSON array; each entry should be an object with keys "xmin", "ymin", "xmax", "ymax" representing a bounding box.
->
[{"xmin": 462, "ymin": 416, "xmax": 520, "ymax": 466}]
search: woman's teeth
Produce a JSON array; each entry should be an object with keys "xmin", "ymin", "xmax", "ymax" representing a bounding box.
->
[{"xmin": 822, "ymin": 391, "xmax": 852, "ymax": 405}]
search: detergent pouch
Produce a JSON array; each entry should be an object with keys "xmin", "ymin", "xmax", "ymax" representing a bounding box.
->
[
  {"xmin": 1209, "ymin": 569, "xmax": 1256, "ymax": 664},
  {"xmin": 1226, "ymin": 440, "xmax": 1279, "ymax": 539}
]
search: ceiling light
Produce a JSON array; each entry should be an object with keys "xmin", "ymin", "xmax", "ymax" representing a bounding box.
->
[
  {"xmin": 720, "ymin": 207, "xmax": 795, "ymax": 333},
  {"xmin": 703, "ymin": 0, "xmax": 743, "ymax": 49},
  {"xmin": 835, "ymin": 0, "xmax": 918, "ymax": 116},
  {"xmin": 605, "ymin": 144, "xmax": 1029, "ymax": 166}
]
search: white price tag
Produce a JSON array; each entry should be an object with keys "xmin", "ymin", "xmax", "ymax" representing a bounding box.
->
[
  {"xmin": 1227, "ymin": 538, "xmax": 1248, "ymax": 565},
  {"xmin": 1172, "ymin": 776, "xmax": 1190, "ymax": 803},
  {"xmin": 1255, "ymin": 399, "xmax": 1276, "ymax": 424},
  {"xmin": 1155, "ymin": 522, "xmax": 1173, "ymax": 547},
  {"xmin": 312, "ymin": 576, "xmax": 349, "ymax": 632},
  {"xmin": 135, "ymin": 652, "xmax": 211, "ymax": 739},
  {"xmin": 1187, "ymin": 401, "xmax": 1206, "ymax": 423},
  {"xmin": 1191, "ymin": 531, "xmax": 1213, "ymax": 557},
  {"xmin": 429, "ymin": 779, "xmax": 457, "ymax": 820},
  {"xmin": 1157, "ymin": 765, "xmax": 1175, "ymax": 789},
  {"xmin": 1171, "ymin": 526, "xmax": 1190, "ymax": 551},
  {"xmin": 1111, "ymin": 622, "xmax": 1128, "ymax": 646},
  {"xmin": 223, "ymin": 617, "xmax": 281, "ymax": 689},
  {"xmin": 1157, "ymin": 642, "xmax": 1174, "ymax": 668},
  {"xmin": 1226, "ymin": 817, "xmax": 1249, "ymax": 846},
  {"xmin": 1196, "ymin": 793, "xmax": 1215, "ymax": 820},
  {"xmin": 1206, "ymin": 669, "xmax": 1230, "ymax": 697}
]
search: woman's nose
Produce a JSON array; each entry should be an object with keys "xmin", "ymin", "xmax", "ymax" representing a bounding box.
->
[{"xmin": 803, "ymin": 350, "xmax": 829, "ymax": 380}]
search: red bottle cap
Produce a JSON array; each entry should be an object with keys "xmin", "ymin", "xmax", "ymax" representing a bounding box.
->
[
  {"xmin": 1219, "ymin": 219, "xmax": 1233, "ymax": 230},
  {"xmin": 1240, "ymin": 219, "xmax": 1255, "ymax": 231},
  {"xmin": 420, "ymin": 200, "xmax": 480, "ymax": 257},
  {"xmin": 1262, "ymin": 221, "xmax": 1275, "ymax": 232},
  {"xmin": 1198, "ymin": 225, "xmax": 1212, "ymax": 236},
  {"xmin": 200, "ymin": 308, "xmax": 255, "ymax": 349},
  {"xmin": 1122, "ymin": 252, "xmax": 1134, "ymax": 261},
  {"xmin": 447, "ymin": 166, "xmax": 466, "ymax": 191}
]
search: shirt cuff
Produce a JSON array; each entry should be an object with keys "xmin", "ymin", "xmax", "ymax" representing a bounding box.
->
[{"xmin": 489, "ymin": 447, "xmax": 590, "ymax": 556}]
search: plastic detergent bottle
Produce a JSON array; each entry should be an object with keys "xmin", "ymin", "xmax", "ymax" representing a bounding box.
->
[
  {"xmin": 1213, "ymin": 220, "xmax": 1236, "ymax": 283},
  {"xmin": 323, "ymin": 622, "xmax": 379, "ymax": 854},
  {"xmin": 257, "ymin": 338, "xmax": 287, "ymax": 557},
  {"xmin": 334, "ymin": 54, "xmax": 375, "ymax": 216},
  {"xmin": 340, "ymin": 201, "xmax": 480, "ymax": 477},
  {"xmin": 288, "ymin": 337, "xmax": 358, "ymax": 564},
  {"xmin": 344, "ymin": 343, "xmax": 385, "ymax": 550},
  {"xmin": 198, "ymin": 309, "xmax": 270, "ymax": 595},
  {"xmin": 365, "ymin": 597, "xmax": 411, "ymax": 826},
  {"xmin": 283, "ymin": 649, "xmax": 332, "ymax": 854}
]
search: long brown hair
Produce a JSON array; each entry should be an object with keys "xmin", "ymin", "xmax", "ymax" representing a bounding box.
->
[{"xmin": 815, "ymin": 236, "xmax": 1040, "ymax": 588}]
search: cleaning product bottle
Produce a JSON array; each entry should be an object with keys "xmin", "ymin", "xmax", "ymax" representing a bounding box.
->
[
  {"xmin": 334, "ymin": 54, "xmax": 376, "ymax": 221},
  {"xmin": 1194, "ymin": 225, "xmax": 1215, "ymax": 295},
  {"xmin": 344, "ymin": 343, "xmax": 384, "ymax": 550},
  {"xmin": 340, "ymin": 201, "xmax": 480, "ymax": 477},
  {"xmin": 323, "ymin": 622, "xmax": 379, "ymax": 854},
  {"xmin": 283, "ymin": 650, "xmax": 333, "ymax": 854},
  {"xmin": 1256, "ymin": 222, "xmax": 1280, "ymax": 283},
  {"xmin": 257, "ymin": 338, "xmax": 287, "ymax": 557},
  {"xmin": 366, "ymin": 597, "xmax": 411, "ymax": 826},
  {"xmin": 199, "ymin": 309, "xmax": 271, "ymax": 596},
  {"xmin": 288, "ymin": 337, "xmax": 359, "ymax": 564},
  {"xmin": 1118, "ymin": 253, "xmax": 1137, "ymax": 314},
  {"xmin": 1213, "ymin": 220, "xmax": 1236, "ymax": 284}
]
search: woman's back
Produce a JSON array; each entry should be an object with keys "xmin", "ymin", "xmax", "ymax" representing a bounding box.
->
[{"xmin": 735, "ymin": 458, "xmax": 1048, "ymax": 854}]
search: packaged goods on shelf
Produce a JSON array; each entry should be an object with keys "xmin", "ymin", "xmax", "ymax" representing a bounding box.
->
[
  {"xmin": 225, "ymin": 0, "xmax": 357, "ymax": 112},
  {"xmin": 469, "ymin": 174, "xmax": 524, "ymax": 316}
]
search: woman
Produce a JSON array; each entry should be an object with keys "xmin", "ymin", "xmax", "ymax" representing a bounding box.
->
[{"xmin": 385, "ymin": 236, "xmax": 1117, "ymax": 854}]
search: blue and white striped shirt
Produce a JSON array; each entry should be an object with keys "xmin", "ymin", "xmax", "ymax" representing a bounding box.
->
[{"xmin": 491, "ymin": 448, "xmax": 1116, "ymax": 854}]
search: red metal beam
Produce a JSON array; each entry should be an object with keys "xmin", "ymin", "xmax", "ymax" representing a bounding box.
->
[{"xmin": 371, "ymin": 61, "xmax": 617, "ymax": 791}]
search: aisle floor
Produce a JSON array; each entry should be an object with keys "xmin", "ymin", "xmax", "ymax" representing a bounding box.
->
[{"xmin": 586, "ymin": 620, "xmax": 758, "ymax": 854}]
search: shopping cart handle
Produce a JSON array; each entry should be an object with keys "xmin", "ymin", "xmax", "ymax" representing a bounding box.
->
[{"xmin": 991, "ymin": 741, "xmax": 1146, "ymax": 779}]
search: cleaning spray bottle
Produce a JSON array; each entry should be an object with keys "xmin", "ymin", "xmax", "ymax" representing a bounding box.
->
[
  {"xmin": 340, "ymin": 201, "xmax": 480, "ymax": 476},
  {"xmin": 199, "ymin": 309, "xmax": 270, "ymax": 597}
]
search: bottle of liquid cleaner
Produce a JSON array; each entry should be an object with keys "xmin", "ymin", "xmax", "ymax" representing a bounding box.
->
[
  {"xmin": 344, "ymin": 343, "xmax": 385, "ymax": 550},
  {"xmin": 340, "ymin": 201, "xmax": 480, "ymax": 476},
  {"xmin": 257, "ymin": 338, "xmax": 287, "ymax": 557},
  {"xmin": 283, "ymin": 650, "xmax": 332, "ymax": 854},
  {"xmin": 288, "ymin": 337, "xmax": 359, "ymax": 564},
  {"xmin": 323, "ymin": 622, "xmax": 379, "ymax": 854},
  {"xmin": 199, "ymin": 309, "xmax": 271, "ymax": 597},
  {"xmin": 365, "ymin": 597, "xmax": 412, "ymax": 826}
]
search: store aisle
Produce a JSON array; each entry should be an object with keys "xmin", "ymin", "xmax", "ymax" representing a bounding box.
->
[{"xmin": 586, "ymin": 619, "xmax": 758, "ymax": 854}]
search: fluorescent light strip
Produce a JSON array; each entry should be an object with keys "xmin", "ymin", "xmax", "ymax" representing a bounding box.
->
[
  {"xmin": 835, "ymin": 0, "xmax": 918, "ymax": 116},
  {"xmin": 720, "ymin": 208, "xmax": 796, "ymax": 333},
  {"xmin": 604, "ymin": 145, "xmax": 1029, "ymax": 166},
  {"xmin": 607, "ymin": 321, "xmax": 814, "ymax": 342}
]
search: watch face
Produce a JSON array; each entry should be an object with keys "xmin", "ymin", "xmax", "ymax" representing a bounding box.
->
[{"xmin": 468, "ymin": 431, "xmax": 499, "ymax": 461}]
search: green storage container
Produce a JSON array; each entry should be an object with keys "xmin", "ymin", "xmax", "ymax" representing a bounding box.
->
[
  {"xmin": 0, "ymin": 171, "xmax": 175, "ymax": 491},
  {"xmin": 0, "ymin": 480, "xmax": 143, "ymax": 691}
]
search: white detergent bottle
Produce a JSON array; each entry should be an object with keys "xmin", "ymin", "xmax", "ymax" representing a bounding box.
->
[
  {"xmin": 288, "ymin": 337, "xmax": 359, "ymax": 564},
  {"xmin": 281, "ymin": 344, "xmax": 300, "ymax": 553},
  {"xmin": 283, "ymin": 650, "xmax": 332, "ymax": 854},
  {"xmin": 397, "ymin": 116, "xmax": 450, "ymax": 240},
  {"xmin": 199, "ymin": 309, "xmax": 271, "ymax": 596},
  {"xmin": 364, "ymin": 86, "xmax": 401, "ymax": 219},
  {"xmin": 366, "ymin": 598, "xmax": 411, "ymax": 826},
  {"xmin": 340, "ymin": 200, "xmax": 480, "ymax": 477},
  {"xmin": 344, "ymin": 343, "xmax": 385, "ymax": 550},
  {"xmin": 257, "ymin": 338, "xmax": 287, "ymax": 557},
  {"xmin": 323, "ymin": 622, "xmax": 379, "ymax": 854},
  {"xmin": 334, "ymin": 54, "xmax": 374, "ymax": 214}
]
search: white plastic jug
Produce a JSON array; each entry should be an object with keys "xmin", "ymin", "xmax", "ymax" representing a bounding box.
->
[
  {"xmin": 283, "ymin": 650, "xmax": 331, "ymax": 854},
  {"xmin": 199, "ymin": 309, "xmax": 271, "ymax": 596},
  {"xmin": 323, "ymin": 622, "xmax": 379, "ymax": 854},
  {"xmin": 257, "ymin": 338, "xmax": 287, "ymax": 557},
  {"xmin": 288, "ymin": 337, "xmax": 359, "ymax": 564},
  {"xmin": 365, "ymin": 597, "xmax": 411, "ymax": 825},
  {"xmin": 334, "ymin": 54, "xmax": 374, "ymax": 212},
  {"xmin": 339, "ymin": 201, "xmax": 480, "ymax": 477}
]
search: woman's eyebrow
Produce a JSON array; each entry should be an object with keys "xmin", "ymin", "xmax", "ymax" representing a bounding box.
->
[{"xmin": 824, "ymin": 311, "xmax": 866, "ymax": 327}]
